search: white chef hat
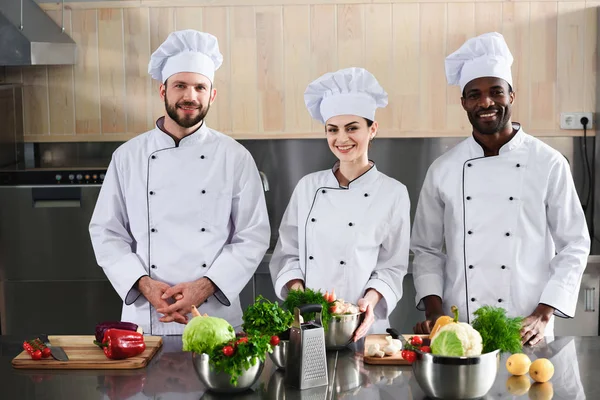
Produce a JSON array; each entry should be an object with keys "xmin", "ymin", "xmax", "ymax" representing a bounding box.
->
[
  {"xmin": 304, "ymin": 67, "xmax": 388, "ymax": 125},
  {"xmin": 445, "ymin": 32, "xmax": 513, "ymax": 93},
  {"xmin": 148, "ymin": 29, "xmax": 223, "ymax": 83}
]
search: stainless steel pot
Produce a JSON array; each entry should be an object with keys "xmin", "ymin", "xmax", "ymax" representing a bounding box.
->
[
  {"xmin": 324, "ymin": 312, "xmax": 364, "ymax": 349},
  {"xmin": 192, "ymin": 353, "xmax": 264, "ymax": 393},
  {"xmin": 268, "ymin": 339, "xmax": 288, "ymax": 369},
  {"xmin": 412, "ymin": 349, "xmax": 500, "ymax": 400}
]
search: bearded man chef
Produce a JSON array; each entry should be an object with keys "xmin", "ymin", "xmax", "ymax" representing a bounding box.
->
[
  {"xmin": 89, "ymin": 30, "xmax": 270, "ymax": 335},
  {"xmin": 270, "ymin": 68, "xmax": 410, "ymax": 340},
  {"xmin": 411, "ymin": 32, "xmax": 590, "ymax": 345}
]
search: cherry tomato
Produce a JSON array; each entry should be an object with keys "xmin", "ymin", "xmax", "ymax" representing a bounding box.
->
[
  {"xmin": 420, "ymin": 346, "xmax": 431, "ymax": 353},
  {"xmin": 42, "ymin": 347, "xmax": 52, "ymax": 358},
  {"xmin": 31, "ymin": 350, "xmax": 42, "ymax": 360},
  {"xmin": 236, "ymin": 337, "xmax": 249, "ymax": 345},
  {"xmin": 270, "ymin": 335, "xmax": 280, "ymax": 346},
  {"xmin": 401, "ymin": 350, "xmax": 416, "ymax": 363},
  {"xmin": 410, "ymin": 336, "xmax": 424, "ymax": 346},
  {"xmin": 222, "ymin": 345, "xmax": 234, "ymax": 357}
]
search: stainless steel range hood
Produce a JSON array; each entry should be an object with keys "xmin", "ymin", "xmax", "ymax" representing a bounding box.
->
[{"xmin": 0, "ymin": 0, "xmax": 76, "ymax": 66}]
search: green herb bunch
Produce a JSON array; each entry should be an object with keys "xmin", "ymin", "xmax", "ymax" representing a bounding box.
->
[
  {"xmin": 242, "ymin": 295, "xmax": 293, "ymax": 336},
  {"xmin": 208, "ymin": 334, "xmax": 272, "ymax": 386},
  {"xmin": 472, "ymin": 305, "xmax": 523, "ymax": 354},
  {"xmin": 282, "ymin": 288, "xmax": 333, "ymax": 331}
]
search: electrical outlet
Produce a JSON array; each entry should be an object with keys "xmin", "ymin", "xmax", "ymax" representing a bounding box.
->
[{"xmin": 560, "ymin": 112, "xmax": 593, "ymax": 130}]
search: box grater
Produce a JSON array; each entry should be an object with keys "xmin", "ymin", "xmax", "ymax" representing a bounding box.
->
[{"xmin": 284, "ymin": 304, "xmax": 328, "ymax": 390}]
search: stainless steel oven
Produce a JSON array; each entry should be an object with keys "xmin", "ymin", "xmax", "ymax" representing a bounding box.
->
[{"xmin": 0, "ymin": 169, "xmax": 123, "ymax": 335}]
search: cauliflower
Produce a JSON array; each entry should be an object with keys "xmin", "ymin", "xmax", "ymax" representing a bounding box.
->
[{"xmin": 431, "ymin": 306, "xmax": 483, "ymax": 357}]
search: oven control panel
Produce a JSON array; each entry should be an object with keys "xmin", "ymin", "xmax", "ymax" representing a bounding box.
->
[{"xmin": 0, "ymin": 169, "xmax": 108, "ymax": 186}]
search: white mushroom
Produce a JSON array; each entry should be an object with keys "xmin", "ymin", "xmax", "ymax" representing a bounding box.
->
[{"xmin": 366, "ymin": 343, "xmax": 381, "ymax": 357}]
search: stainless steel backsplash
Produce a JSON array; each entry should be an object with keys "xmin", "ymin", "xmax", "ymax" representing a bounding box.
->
[{"xmin": 32, "ymin": 135, "xmax": 599, "ymax": 253}]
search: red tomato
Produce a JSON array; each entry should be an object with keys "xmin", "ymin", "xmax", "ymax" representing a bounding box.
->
[
  {"xmin": 410, "ymin": 336, "xmax": 424, "ymax": 346},
  {"xmin": 31, "ymin": 350, "xmax": 42, "ymax": 360},
  {"xmin": 42, "ymin": 347, "xmax": 52, "ymax": 358},
  {"xmin": 420, "ymin": 346, "xmax": 431, "ymax": 353},
  {"xmin": 270, "ymin": 335, "xmax": 280, "ymax": 346},
  {"xmin": 401, "ymin": 350, "xmax": 416, "ymax": 363},
  {"xmin": 236, "ymin": 337, "xmax": 249, "ymax": 345},
  {"xmin": 222, "ymin": 345, "xmax": 234, "ymax": 357}
]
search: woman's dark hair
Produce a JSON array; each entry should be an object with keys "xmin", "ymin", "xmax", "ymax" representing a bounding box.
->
[{"xmin": 364, "ymin": 118, "xmax": 374, "ymax": 127}]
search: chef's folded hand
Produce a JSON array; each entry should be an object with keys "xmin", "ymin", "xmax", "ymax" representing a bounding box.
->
[
  {"xmin": 137, "ymin": 276, "xmax": 188, "ymax": 324},
  {"xmin": 156, "ymin": 278, "xmax": 217, "ymax": 323},
  {"xmin": 520, "ymin": 304, "xmax": 554, "ymax": 347}
]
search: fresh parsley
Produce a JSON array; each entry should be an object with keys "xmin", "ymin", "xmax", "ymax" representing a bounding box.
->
[
  {"xmin": 472, "ymin": 305, "xmax": 523, "ymax": 354},
  {"xmin": 242, "ymin": 295, "xmax": 293, "ymax": 336},
  {"xmin": 208, "ymin": 334, "xmax": 272, "ymax": 386},
  {"xmin": 282, "ymin": 288, "xmax": 333, "ymax": 331}
]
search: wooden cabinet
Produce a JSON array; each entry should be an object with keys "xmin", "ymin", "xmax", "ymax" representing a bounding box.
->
[{"xmin": 4, "ymin": 1, "xmax": 596, "ymax": 141}]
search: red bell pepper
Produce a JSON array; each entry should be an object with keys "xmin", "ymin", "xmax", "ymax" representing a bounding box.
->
[{"xmin": 101, "ymin": 329, "xmax": 146, "ymax": 360}]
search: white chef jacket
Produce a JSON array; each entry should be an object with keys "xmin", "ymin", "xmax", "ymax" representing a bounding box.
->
[
  {"xmin": 411, "ymin": 124, "xmax": 590, "ymax": 335},
  {"xmin": 270, "ymin": 163, "xmax": 410, "ymax": 333},
  {"xmin": 89, "ymin": 119, "xmax": 270, "ymax": 335}
]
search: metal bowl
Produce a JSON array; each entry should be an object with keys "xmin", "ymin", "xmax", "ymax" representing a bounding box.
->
[
  {"xmin": 325, "ymin": 312, "xmax": 364, "ymax": 349},
  {"xmin": 192, "ymin": 353, "xmax": 264, "ymax": 393},
  {"xmin": 412, "ymin": 349, "xmax": 500, "ymax": 400},
  {"xmin": 268, "ymin": 340, "xmax": 288, "ymax": 369}
]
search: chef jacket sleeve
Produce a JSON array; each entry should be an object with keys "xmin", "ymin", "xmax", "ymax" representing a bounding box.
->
[
  {"xmin": 89, "ymin": 155, "xmax": 148, "ymax": 305},
  {"xmin": 540, "ymin": 156, "xmax": 590, "ymax": 318},
  {"xmin": 365, "ymin": 185, "xmax": 411, "ymax": 319},
  {"xmin": 203, "ymin": 151, "xmax": 270, "ymax": 306},
  {"xmin": 269, "ymin": 182, "xmax": 305, "ymax": 300},
  {"xmin": 410, "ymin": 165, "xmax": 447, "ymax": 311}
]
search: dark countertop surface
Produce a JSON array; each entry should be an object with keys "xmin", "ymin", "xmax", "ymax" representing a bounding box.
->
[{"xmin": 0, "ymin": 334, "xmax": 594, "ymax": 399}]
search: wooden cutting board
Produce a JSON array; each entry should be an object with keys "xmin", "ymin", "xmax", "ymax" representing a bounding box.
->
[
  {"xmin": 12, "ymin": 335, "xmax": 163, "ymax": 370},
  {"xmin": 363, "ymin": 334, "xmax": 429, "ymax": 365}
]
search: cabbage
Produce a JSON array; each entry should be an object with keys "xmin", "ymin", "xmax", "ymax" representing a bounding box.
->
[
  {"xmin": 431, "ymin": 331, "xmax": 465, "ymax": 357},
  {"xmin": 182, "ymin": 316, "xmax": 235, "ymax": 354}
]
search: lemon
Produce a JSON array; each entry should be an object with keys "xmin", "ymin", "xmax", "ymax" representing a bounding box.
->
[
  {"xmin": 506, "ymin": 353, "xmax": 532, "ymax": 376},
  {"xmin": 506, "ymin": 375, "xmax": 531, "ymax": 395},
  {"xmin": 529, "ymin": 358, "xmax": 554, "ymax": 383},
  {"xmin": 528, "ymin": 382, "xmax": 554, "ymax": 400}
]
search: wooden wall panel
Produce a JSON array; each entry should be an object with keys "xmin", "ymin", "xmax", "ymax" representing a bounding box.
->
[
  {"xmin": 503, "ymin": 2, "xmax": 531, "ymax": 127},
  {"xmin": 365, "ymin": 4, "xmax": 393, "ymax": 130},
  {"xmin": 1, "ymin": 1, "xmax": 594, "ymax": 141},
  {"xmin": 392, "ymin": 3, "xmax": 420, "ymax": 133},
  {"xmin": 529, "ymin": 2, "xmax": 558, "ymax": 132},
  {"xmin": 419, "ymin": 3, "xmax": 447, "ymax": 132},
  {"xmin": 231, "ymin": 7, "xmax": 258, "ymax": 133},
  {"xmin": 203, "ymin": 7, "xmax": 231, "ymax": 132},
  {"xmin": 46, "ymin": 9, "xmax": 76, "ymax": 136},
  {"xmin": 71, "ymin": 9, "xmax": 101, "ymax": 135},
  {"xmin": 98, "ymin": 9, "xmax": 126, "ymax": 134},
  {"xmin": 283, "ymin": 5, "xmax": 311, "ymax": 133},
  {"xmin": 256, "ymin": 7, "xmax": 284, "ymax": 133},
  {"xmin": 124, "ymin": 8, "xmax": 152, "ymax": 134}
]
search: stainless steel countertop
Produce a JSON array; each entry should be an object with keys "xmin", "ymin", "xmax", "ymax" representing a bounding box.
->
[{"xmin": 0, "ymin": 335, "xmax": 596, "ymax": 399}]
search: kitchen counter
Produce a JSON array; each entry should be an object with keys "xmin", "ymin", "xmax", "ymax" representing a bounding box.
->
[{"xmin": 0, "ymin": 335, "xmax": 595, "ymax": 399}]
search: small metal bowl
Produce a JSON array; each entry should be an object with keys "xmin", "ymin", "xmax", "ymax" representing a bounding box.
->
[
  {"xmin": 325, "ymin": 312, "xmax": 364, "ymax": 349},
  {"xmin": 192, "ymin": 353, "xmax": 264, "ymax": 393},
  {"xmin": 268, "ymin": 340, "xmax": 288, "ymax": 369},
  {"xmin": 412, "ymin": 349, "xmax": 500, "ymax": 400}
]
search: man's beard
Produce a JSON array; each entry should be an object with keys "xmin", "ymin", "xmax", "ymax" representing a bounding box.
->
[
  {"xmin": 165, "ymin": 97, "xmax": 210, "ymax": 129},
  {"xmin": 467, "ymin": 106, "xmax": 511, "ymax": 135}
]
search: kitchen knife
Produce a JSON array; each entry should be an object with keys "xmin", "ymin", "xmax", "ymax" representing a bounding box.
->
[
  {"xmin": 38, "ymin": 334, "xmax": 69, "ymax": 361},
  {"xmin": 386, "ymin": 328, "xmax": 431, "ymax": 347}
]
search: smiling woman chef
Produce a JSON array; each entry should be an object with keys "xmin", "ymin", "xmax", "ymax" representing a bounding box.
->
[
  {"xmin": 269, "ymin": 68, "xmax": 410, "ymax": 340},
  {"xmin": 89, "ymin": 30, "xmax": 270, "ymax": 335},
  {"xmin": 411, "ymin": 32, "xmax": 590, "ymax": 345}
]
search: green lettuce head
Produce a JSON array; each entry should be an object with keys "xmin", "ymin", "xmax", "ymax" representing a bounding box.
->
[{"xmin": 182, "ymin": 316, "xmax": 235, "ymax": 354}]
